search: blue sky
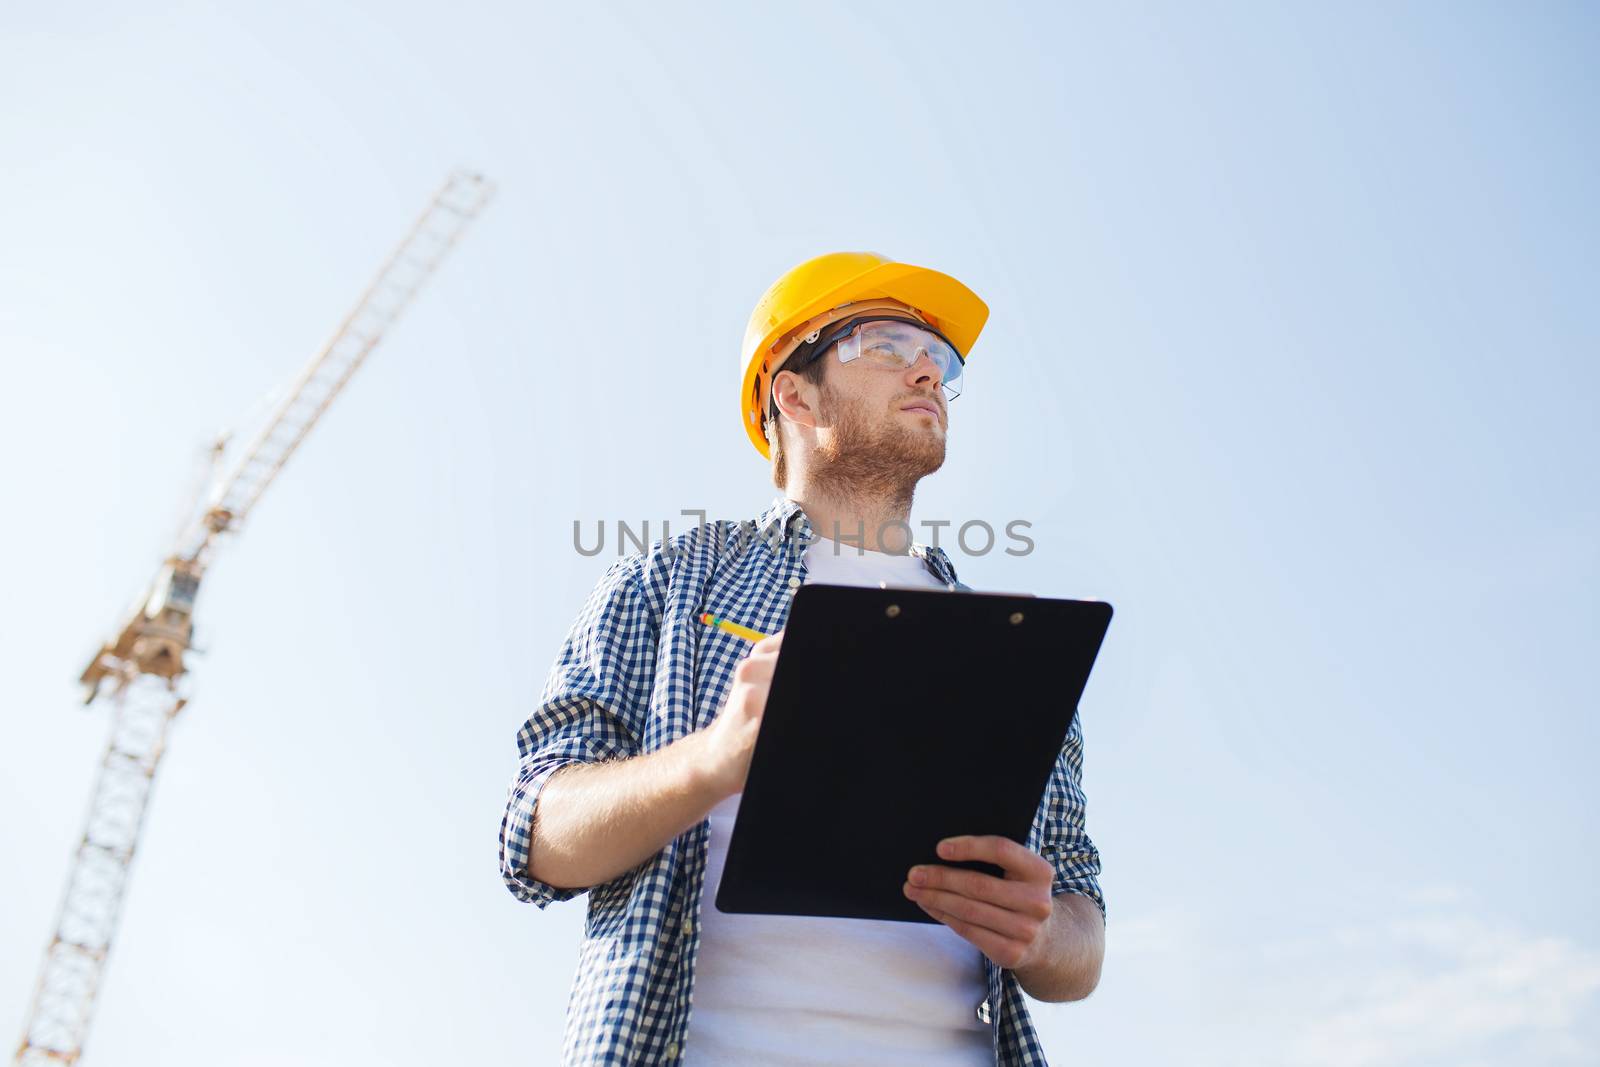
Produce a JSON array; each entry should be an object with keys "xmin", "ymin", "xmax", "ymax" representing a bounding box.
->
[{"xmin": 2, "ymin": 3, "xmax": 1596, "ymax": 1064}]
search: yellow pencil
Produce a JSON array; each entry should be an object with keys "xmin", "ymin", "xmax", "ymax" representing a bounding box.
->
[{"xmin": 698, "ymin": 612, "xmax": 768, "ymax": 643}]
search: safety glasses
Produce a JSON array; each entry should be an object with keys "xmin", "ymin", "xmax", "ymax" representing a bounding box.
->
[{"xmin": 791, "ymin": 316, "xmax": 966, "ymax": 402}]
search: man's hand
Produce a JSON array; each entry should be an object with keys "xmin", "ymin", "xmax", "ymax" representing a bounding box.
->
[
  {"xmin": 695, "ymin": 629, "xmax": 784, "ymax": 800},
  {"xmin": 902, "ymin": 835, "xmax": 1055, "ymax": 970}
]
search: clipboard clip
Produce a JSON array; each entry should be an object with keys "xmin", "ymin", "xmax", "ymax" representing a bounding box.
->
[
  {"xmin": 875, "ymin": 578, "xmax": 1039, "ymax": 598},
  {"xmin": 875, "ymin": 579, "xmax": 960, "ymax": 592}
]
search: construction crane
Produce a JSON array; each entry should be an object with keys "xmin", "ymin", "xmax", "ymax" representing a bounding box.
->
[{"xmin": 14, "ymin": 169, "xmax": 496, "ymax": 1066}]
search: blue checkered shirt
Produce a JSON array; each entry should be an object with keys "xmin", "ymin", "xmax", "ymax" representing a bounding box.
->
[{"xmin": 499, "ymin": 497, "xmax": 1105, "ymax": 1065}]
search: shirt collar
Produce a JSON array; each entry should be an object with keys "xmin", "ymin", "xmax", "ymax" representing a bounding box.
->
[
  {"xmin": 755, "ymin": 495, "xmax": 814, "ymax": 548},
  {"xmin": 755, "ymin": 496, "xmax": 962, "ymax": 587}
]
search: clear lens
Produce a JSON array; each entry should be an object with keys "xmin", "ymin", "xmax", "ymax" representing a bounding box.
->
[{"xmin": 837, "ymin": 320, "xmax": 964, "ymax": 401}]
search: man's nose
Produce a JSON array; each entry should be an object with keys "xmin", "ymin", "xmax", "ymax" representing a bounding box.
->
[{"xmin": 904, "ymin": 349, "xmax": 941, "ymax": 388}]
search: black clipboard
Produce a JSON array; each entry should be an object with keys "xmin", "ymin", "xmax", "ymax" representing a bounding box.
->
[{"xmin": 715, "ymin": 582, "xmax": 1113, "ymax": 924}]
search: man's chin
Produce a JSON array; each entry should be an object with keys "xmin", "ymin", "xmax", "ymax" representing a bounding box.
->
[
  {"xmin": 856, "ymin": 429, "xmax": 945, "ymax": 478},
  {"xmin": 905, "ymin": 438, "xmax": 946, "ymax": 477},
  {"xmin": 893, "ymin": 424, "xmax": 946, "ymax": 473}
]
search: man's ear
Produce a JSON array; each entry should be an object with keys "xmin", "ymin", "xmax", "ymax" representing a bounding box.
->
[{"xmin": 771, "ymin": 371, "xmax": 821, "ymax": 431}]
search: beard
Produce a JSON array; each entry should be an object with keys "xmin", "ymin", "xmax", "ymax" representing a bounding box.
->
[{"xmin": 808, "ymin": 382, "xmax": 947, "ymax": 507}]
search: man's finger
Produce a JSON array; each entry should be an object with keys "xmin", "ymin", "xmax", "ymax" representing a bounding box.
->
[
  {"xmin": 903, "ymin": 882, "xmax": 1040, "ymax": 943},
  {"xmin": 936, "ymin": 835, "xmax": 1053, "ymax": 882},
  {"xmin": 913, "ymin": 899, "xmax": 1030, "ymax": 970},
  {"xmin": 735, "ymin": 655, "xmax": 776, "ymax": 683},
  {"xmin": 907, "ymin": 864, "xmax": 1050, "ymax": 919}
]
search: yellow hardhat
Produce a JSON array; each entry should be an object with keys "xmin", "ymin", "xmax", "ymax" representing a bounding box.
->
[{"xmin": 739, "ymin": 251, "xmax": 989, "ymax": 459}]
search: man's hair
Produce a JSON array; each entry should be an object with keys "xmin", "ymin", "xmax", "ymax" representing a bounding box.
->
[{"xmin": 767, "ymin": 346, "xmax": 833, "ymax": 490}]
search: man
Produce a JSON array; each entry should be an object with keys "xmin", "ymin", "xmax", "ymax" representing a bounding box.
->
[{"xmin": 499, "ymin": 251, "xmax": 1106, "ymax": 1065}]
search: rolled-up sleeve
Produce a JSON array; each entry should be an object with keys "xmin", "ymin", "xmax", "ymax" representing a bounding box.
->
[
  {"xmin": 1033, "ymin": 712, "xmax": 1105, "ymax": 921},
  {"xmin": 499, "ymin": 557, "xmax": 654, "ymax": 907}
]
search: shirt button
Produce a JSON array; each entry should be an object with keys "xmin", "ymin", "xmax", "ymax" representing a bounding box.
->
[
  {"xmin": 787, "ymin": 575, "xmax": 802, "ymax": 590},
  {"xmin": 976, "ymin": 998, "xmax": 992, "ymax": 1024},
  {"xmin": 664, "ymin": 1040, "xmax": 680, "ymax": 1058},
  {"xmin": 682, "ymin": 915, "xmax": 693, "ymax": 936}
]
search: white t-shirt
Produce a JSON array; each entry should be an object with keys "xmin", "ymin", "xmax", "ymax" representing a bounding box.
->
[{"xmin": 681, "ymin": 536, "xmax": 991, "ymax": 1066}]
